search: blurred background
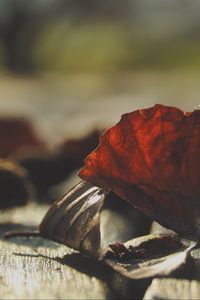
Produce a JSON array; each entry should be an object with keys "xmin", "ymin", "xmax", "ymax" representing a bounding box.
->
[{"xmin": 0, "ymin": 0, "xmax": 200, "ymax": 143}]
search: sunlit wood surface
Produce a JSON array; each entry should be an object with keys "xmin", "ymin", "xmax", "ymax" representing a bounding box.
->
[{"xmin": 0, "ymin": 203, "xmax": 115, "ymax": 299}]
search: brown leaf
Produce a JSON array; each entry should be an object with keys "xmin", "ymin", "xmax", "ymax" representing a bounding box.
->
[
  {"xmin": 102, "ymin": 235, "xmax": 196, "ymax": 298},
  {"xmin": 79, "ymin": 104, "xmax": 200, "ymax": 240},
  {"xmin": 58, "ymin": 129, "xmax": 103, "ymax": 165},
  {"xmin": 4, "ymin": 180, "xmax": 149, "ymax": 257},
  {"xmin": 107, "ymin": 234, "xmax": 183, "ymax": 260},
  {"xmin": 0, "ymin": 117, "xmax": 46, "ymax": 157},
  {"xmin": 16, "ymin": 129, "xmax": 103, "ymax": 195},
  {"xmin": 39, "ymin": 180, "xmax": 108, "ymax": 258},
  {"xmin": 0, "ymin": 159, "xmax": 34, "ymax": 208}
]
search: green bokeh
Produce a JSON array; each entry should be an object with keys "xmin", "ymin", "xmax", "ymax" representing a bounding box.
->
[{"xmin": 33, "ymin": 21, "xmax": 200, "ymax": 73}]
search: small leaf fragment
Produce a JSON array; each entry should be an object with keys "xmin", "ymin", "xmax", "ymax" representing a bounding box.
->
[{"xmin": 107, "ymin": 234, "xmax": 183, "ymax": 260}]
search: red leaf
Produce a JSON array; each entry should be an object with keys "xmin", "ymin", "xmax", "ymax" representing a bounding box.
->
[{"xmin": 79, "ymin": 104, "xmax": 200, "ymax": 240}]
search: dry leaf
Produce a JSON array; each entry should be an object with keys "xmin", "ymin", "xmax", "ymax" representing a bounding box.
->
[
  {"xmin": 39, "ymin": 180, "xmax": 108, "ymax": 258},
  {"xmin": 58, "ymin": 129, "xmax": 103, "ymax": 165},
  {"xmin": 79, "ymin": 104, "xmax": 200, "ymax": 240},
  {"xmin": 16, "ymin": 129, "xmax": 103, "ymax": 194},
  {"xmin": 0, "ymin": 159, "xmax": 34, "ymax": 208},
  {"xmin": 103, "ymin": 235, "xmax": 196, "ymax": 298},
  {"xmin": 0, "ymin": 117, "xmax": 46, "ymax": 157}
]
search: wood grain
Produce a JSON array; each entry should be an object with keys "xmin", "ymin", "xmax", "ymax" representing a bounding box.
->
[
  {"xmin": 144, "ymin": 278, "xmax": 200, "ymax": 300},
  {"xmin": 0, "ymin": 203, "xmax": 115, "ymax": 299}
]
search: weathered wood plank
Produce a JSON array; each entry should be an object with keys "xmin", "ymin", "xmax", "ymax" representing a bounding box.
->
[
  {"xmin": 0, "ymin": 203, "xmax": 115, "ymax": 299},
  {"xmin": 144, "ymin": 278, "xmax": 200, "ymax": 300}
]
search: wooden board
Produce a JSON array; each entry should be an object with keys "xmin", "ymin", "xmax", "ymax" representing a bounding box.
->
[
  {"xmin": 0, "ymin": 203, "xmax": 115, "ymax": 299},
  {"xmin": 144, "ymin": 278, "xmax": 200, "ymax": 300}
]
